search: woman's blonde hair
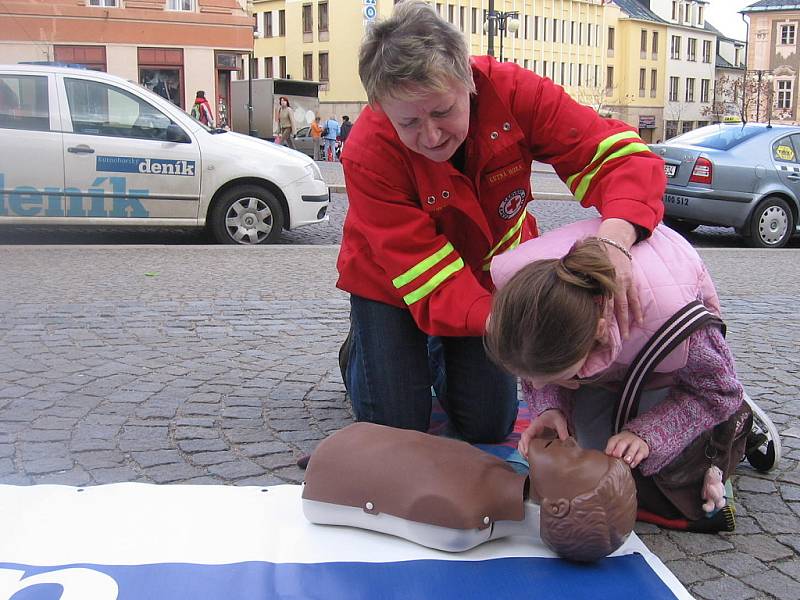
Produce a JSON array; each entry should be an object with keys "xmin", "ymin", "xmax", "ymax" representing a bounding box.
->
[
  {"xmin": 358, "ymin": 0, "xmax": 476, "ymax": 104},
  {"xmin": 485, "ymin": 238, "xmax": 618, "ymax": 378}
]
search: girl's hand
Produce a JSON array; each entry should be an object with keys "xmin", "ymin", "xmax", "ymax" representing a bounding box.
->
[
  {"xmin": 605, "ymin": 431, "xmax": 649, "ymax": 469},
  {"xmin": 518, "ymin": 409, "xmax": 569, "ymax": 458},
  {"xmin": 701, "ymin": 466, "xmax": 727, "ymax": 513}
]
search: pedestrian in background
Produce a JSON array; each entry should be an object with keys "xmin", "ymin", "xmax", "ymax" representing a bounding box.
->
[
  {"xmin": 276, "ymin": 96, "xmax": 295, "ymax": 149},
  {"xmin": 323, "ymin": 115, "xmax": 340, "ymax": 162},
  {"xmin": 310, "ymin": 116, "xmax": 323, "ymax": 161},
  {"xmin": 340, "ymin": 115, "xmax": 353, "ymax": 152},
  {"xmin": 190, "ymin": 91, "xmax": 215, "ymax": 127}
]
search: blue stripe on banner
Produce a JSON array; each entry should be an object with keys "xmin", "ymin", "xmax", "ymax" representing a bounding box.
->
[{"xmin": 1, "ymin": 555, "xmax": 678, "ymax": 600}]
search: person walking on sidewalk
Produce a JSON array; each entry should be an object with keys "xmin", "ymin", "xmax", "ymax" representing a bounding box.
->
[
  {"xmin": 276, "ymin": 96, "xmax": 295, "ymax": 149},
  {"xmin": 323, "ymin": 116, "xmax": 340, "ymax": 162},
  {"xmin": 190, "ymin": 91, "xmax": 215, "ymax": 127},
  {"xmin": 336, "ymin": 0, "xmax": 665, "ymax": 443},
  {"xmin": 310, "ymin": 116, "xmax": 323, "ymax": 161},
  {"xmin": 339, "ymin": 115, "xmax": 353, "ymax": 152}
]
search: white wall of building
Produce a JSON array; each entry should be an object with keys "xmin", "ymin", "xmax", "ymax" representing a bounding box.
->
[{"xmin": 0, "ymin": 43, "xmax": 51, "ymax": 65}]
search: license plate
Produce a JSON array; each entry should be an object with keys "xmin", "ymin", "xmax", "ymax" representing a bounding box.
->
[
  {"xmin": 664, "ymin": 164, "xmax": 677, "ymax": 177},
  {"xmin": 665, "ymin": 194, "xmax": 690, "ymax": 207}
]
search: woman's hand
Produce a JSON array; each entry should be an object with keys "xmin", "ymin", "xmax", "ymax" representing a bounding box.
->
[
  {"xmin": 518, "ymin": 409, "xmax": 569, "ymax": 458},
  {"xmin": 605, "ymin": 431, "xmax": 650, "ymax": 469},
  {"xmin": 596, "ymin": 218, "xmax": 642, "ymax": 339}
]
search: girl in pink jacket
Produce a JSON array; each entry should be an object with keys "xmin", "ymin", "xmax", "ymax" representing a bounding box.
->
[{"xmin": 486, "ymin": 219, "xmax": 777, "ymax": 530}]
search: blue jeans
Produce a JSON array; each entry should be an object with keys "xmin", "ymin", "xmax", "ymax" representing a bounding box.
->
[
  {"xmin": 323, "ymin": 138, "xmax": 337, "ymax": 161},
  {"xmin": 344, "ymin": 295, "xmax": 518, "ymax": 443}
]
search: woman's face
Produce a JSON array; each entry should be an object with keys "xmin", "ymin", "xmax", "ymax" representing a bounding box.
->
[
  {"xmin": 280, "ymin": 98, "xmax": 288, "ymax": 107},
  {"xmin": 377, "ymin": 83, "xmax": 470, "ymax": 162}
]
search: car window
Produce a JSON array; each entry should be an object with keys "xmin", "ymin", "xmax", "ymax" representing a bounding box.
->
[
  {"xmin": 772, "ymin": 136, "xmax": 798, "ymax": 163},
  {"xmin": 667, "ymin": 124, "xmax": 766, "ymax": 151},
  {"xmin": 0, "ymin": 74, "xmax": 49, "ymax": 132},
  {"xmin": 65, "ymin": 77, "xmax": 173, "ymax": 141},
  {"xmin": 296, "ymin": 126, "xmax": 310, "ymax": 137}
]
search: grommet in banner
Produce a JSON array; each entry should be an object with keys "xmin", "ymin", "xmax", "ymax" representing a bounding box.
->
[
  {"xmin": 366, "ymin": 501, "xmax": 374, "ymax": 510},
  {"xmin": 483, "ymin": 516, "xmax": 490, "ymax": 525},
  {"xmin": 502, "ymin": 122, "xmax": 511, "ymax": 131},
  {"xmin": 490, "ymin": 131, "xmax": 499, "ymax": 140},
  {"xmin": 427, "ymin": 195, "xmax": 436, "ymax": 204},
  {"xmin": 442, "ymin": 190, "xmax": 450, "ymax": 199}
]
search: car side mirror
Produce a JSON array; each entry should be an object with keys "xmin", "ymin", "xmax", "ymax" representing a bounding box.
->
[{"xmin": 166, "ymin": 123, "xmax": 190, "ymax": 143}]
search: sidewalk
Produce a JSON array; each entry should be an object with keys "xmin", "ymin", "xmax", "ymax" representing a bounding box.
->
[{"xmin": 318, "ymin": 160, "xmax": 574, "ymax": 200}]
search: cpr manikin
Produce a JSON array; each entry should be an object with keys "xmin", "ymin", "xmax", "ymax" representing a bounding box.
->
[{"xmin": 302, "ymin": 423, "xmax": 637, "ymax": 562}]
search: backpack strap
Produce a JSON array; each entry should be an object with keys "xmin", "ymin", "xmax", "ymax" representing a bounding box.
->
[{"xmin": 613, "ymin": 300, "xmax": 725, "ymax": 434}]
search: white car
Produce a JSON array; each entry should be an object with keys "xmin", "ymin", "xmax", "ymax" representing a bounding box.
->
[{"xmin": 0, "ymin": 64, "xmax": 329, "ymax": 244}]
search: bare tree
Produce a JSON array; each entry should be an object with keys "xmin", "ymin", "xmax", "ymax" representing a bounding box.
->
[{"xmin": 703, "ymin": 73, "xmax": 772, "ymax": 123}]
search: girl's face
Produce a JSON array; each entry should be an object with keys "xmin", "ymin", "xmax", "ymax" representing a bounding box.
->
[{"xmin": 377, "ymin": 83, "xmax": 470, "ymax": 162}]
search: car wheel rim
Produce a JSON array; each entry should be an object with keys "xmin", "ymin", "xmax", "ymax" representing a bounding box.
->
[
  {"xmin": 224, "ymin": 197, "xmax": 272, "ymax": 244},
  {"xmin": 758, "ymin": 205, "xmax": 789, "ymax": 245}
]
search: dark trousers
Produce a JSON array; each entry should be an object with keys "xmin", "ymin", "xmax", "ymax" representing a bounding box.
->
[{"xmin": 343, "ymin": 295, "xmax": 518, "ymax": 443}]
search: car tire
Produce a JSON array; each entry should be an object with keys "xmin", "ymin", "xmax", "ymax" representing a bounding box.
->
[
  {"xmin": 210, "ymin": 185, "xmax": 284, "ymax": 245},
  {"xmin": 746, "ymin": 196, "xmax": 794, "ymax": 248},
  {"xmin": 663, "ymin": 217, "xmax": 699, "ymax": 235}
]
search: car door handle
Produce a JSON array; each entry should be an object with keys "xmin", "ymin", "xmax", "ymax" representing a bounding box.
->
[
  {"xmin": 67, "ymin": 145, "xmax": 95, "ymax": 154},
  {"xmin": 788, "ymin": 174, "xmax": 800, "ymax": 181}
]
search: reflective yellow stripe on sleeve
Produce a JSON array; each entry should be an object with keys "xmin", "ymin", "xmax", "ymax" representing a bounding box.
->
[
  {"xmin": 481, "ymin": 211, "xmax": 527, "ymax": 271},
  {"xmin": 392, "ymin": 242, "xmax": 465, "ymax": 305},
  {"xmin": 566, "ymin": 131, "xmax": 649, "ymax": 202}
]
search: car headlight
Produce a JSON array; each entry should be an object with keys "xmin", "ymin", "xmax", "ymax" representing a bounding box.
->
[{"xmin": 305, "ymin": 162, "xmax": 323, "ymax": 182}]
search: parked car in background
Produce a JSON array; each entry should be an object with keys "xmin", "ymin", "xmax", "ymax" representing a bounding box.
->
[
  {"xmin": 651, "ymin": 121, "xmax": 800, "ymax": 248},
  {"xmin": 292, "ymin": 126, "xmax": 341, "ymax": 161},
  {"xmin": 0, "ymin": 64, "xmax": 329, "ymax": 245}
]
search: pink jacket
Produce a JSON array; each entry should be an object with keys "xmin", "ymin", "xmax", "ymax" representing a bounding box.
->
[{"xmin": 491, "ymin": 218, "xmax": 721, "ymax": 382}]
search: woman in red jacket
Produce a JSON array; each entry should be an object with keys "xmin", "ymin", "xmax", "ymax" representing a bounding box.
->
[{"xmin": 337, "ymin": 1, "xmax": 666, "ymax": 442}]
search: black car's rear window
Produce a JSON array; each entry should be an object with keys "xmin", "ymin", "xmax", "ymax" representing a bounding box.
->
[{"xmin": 668, "ymin": 124, "xmax": 766, "ymax": 150}]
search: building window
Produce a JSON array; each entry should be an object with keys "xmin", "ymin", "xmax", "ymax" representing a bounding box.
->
[
  {"xmin": 570, "ymin": 21, "xmax": 575, "ymax": 43},
  {"xmin": 777, "ymin": 80, "xmax": 793, "ymax": 109},
  {"xmin": 639, "ymin": 68, "xmax": 646, "ymax": 96},
  {"xmin": 302, "ymin": 4, "xmax": 312, "ymax": 34},
  {"xmin": 578, "ymin": 22, "xmax": 583, "ymax": 45},
  {"xmin": 265, "ymin": 12, "xmax": 273, "ymax": 37},
  {"xmin": 534, "ymin": 16, "xmax": 540, "ymax": 41},
  {"xmin": 780, "ymin": 24, "xmax": 796, "ymax": 46},
  {"xmin": 678, "ymin": 3, "xmax": 684, "ymax": 23},
  {"xmin": 652, "ymin": 31, "xmax": 658, "ymax": 57},
  {"xmin": 54, "ymin": 45, "xmax": 107, "ymax": 71},
  {"xmin": 587, "ymin": 22, "xmax": 592, "ymax": 46},
  {"xmin": 560, "ymin": 62, "xmax": 565, "ymax": 85},
  {"xmin": 697, "ymin": 120, "xmax": 708, "ymax": 128},
  {"xmin": 554, "ymin": 19, "xmax": 559, "ymax": 43},
  {"xmin": 698, "ymin": 5, "xmax": 704, "ymax": 26},
  {"xmin": 650, "ymin": 69, "xmax": 657, "ymax": 96},
  {"xmin": 606, "ymin": 66, "xmax": 614, "ymax": 91},
  {"xmin": 608, "ymin": 26, "xmax": 615, "ymax": 53},
  {"xmin": 640, "ymin": 30, "xmax": 647, "ymax": 56},
  {"xmin": 665, "ymin": 120, "xmax": 678, "ymax": 139},
  {"xmin": 669, "ymin": 76, "xmax": 679, "ymax": 101},
  {"xmin": 459, "ymin": 6, "xmax": 465, "ymax": 32},
  {"xmin": 88, "ymin": 0, "xmax": 118, "ymax": 6},
  {"xmin": 264, "ymin": 57, "xmax": 273, "ymax": 78},
  {"xmin": 687, "ymin": 38, "xmax": 696, "ymax": 61},
  {"xmin": 167, "ymin": 0, "xmax": 194, "ymax": 11},
  {"xmin": 319, "ymin": 52, "xmax": 329, "ymax": 82},
  {"xmin": 279, "ymin": 56, "xmax": 286, "ymax": 78},
  {"xmin": 578, "ymin": 63, "xmax": 582, "ymax": 86},
  {"xmin": 734, "ymin": 46, "xmax": 741, "ymax": 66},
  {"xmin": 686, "ymin": 77, "xmax": 695, "ymax": 102},
  {"xmin": 318, "ymin": 2, "xmax": 328, "ymax": 32},
  {"xmin": 435, "ymin": 3, "xmax": 441, "ymax": 14},
  {"xmin": 524, "ymin": 16, "xmax": 529, "ymax": 39},
  {"xmin": 671, "ymin": 1, "xmax": 677, "ymax": 20},
  {"xmin": 681, "ymin": 121, "xmax": 693, "ymax": 134},
  {"xmin": 702, "ymin": 39, "xmax": 712, "ymax": 63},
  {"xmin": 138, "ymin": 47, "xmax": 184, "ymax": 108},
  {"xmin": 447, "ymin": 4, "xmax": 454, "ymax": 23},
  {"xmin": 303, "ymin": 54, "xmax": 312, "ymax": 80},
  {"xmin": 279, "ymin": 10, "xmax": 286, "ymax": 36},
  {"xmin": 671, "ymin": 35, "xmax": 681, "ymax": 60},
  {"xmin": 701, "ymin": 79, "xmax": 710, "ymax": 103},
  {"xmin": 472, "ymin": 8, "xmax": 478, "ymax": 34}
]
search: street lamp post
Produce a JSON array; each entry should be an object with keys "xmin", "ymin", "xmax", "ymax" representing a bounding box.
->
[
  {"xmin": 246, "ymin": 29, "xmax": 263, "ymax": 137},
  {"xmin": 484, "ymin": 6, "xmax": 520, "ymax": 63}
]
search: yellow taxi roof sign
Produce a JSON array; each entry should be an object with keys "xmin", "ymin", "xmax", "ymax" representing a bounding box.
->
[{"xmin": 722, "ymin": 116, "xmax": 743, "ymax": 123}]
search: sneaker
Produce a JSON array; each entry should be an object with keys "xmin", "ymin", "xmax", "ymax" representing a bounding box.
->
[{"xmin": 743, "ymin": 393, "xmax": 781, "ymax": 472}]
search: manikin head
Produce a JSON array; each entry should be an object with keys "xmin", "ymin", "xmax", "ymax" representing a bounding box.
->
[{"xmin": 528, "ymin": 436, "xmax": 637, "ymax": 562}]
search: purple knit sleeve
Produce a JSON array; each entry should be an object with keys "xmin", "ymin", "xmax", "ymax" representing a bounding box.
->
[
  {"xmin": 624, "ymin": 325, "xmax": 745, "ymax": 476},
  {"xmin": 521, "ymin": 380, "xmax": 574, "ymax": 421}
]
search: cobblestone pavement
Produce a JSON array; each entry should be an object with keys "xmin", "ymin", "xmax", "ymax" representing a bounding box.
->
[{"xmin": 1, "ymin": 199, "xmax": 800, "ymax": 598}]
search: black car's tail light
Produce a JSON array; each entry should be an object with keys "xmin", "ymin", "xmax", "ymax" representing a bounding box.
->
[{"xmin": 689, "ymin": 157, "xmax": 713, "ymax": 185}]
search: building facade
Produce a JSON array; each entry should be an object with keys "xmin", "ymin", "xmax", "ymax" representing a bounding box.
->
[
  {"xmin": 0, "ymin": 0, "xmax": 253, "ymax": 126},
  {"xmin": 743, "ymin": 0, "xmax": 800, "ymax": 123}
]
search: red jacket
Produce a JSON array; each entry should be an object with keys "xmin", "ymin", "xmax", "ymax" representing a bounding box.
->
[{"xmin": 337, "ymin": 56, "xmax": 665, "ymax": 337}]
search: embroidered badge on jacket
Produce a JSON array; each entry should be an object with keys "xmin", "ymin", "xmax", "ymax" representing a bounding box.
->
[{"xmin": 498, "ymin": 188, "xmax": 526, "ymax": 220}]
